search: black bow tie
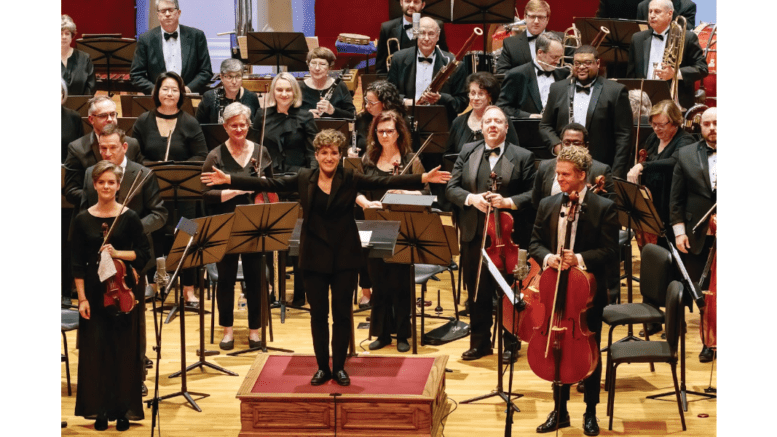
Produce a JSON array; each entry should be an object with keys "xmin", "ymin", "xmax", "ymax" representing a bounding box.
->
[
  {"xmin": 652, "ymin": 32, "xmax": 665, "ymax": 41},
  {"xmin": 418, "ymin": 56, "xmax": 433, "ymax": 64},
  {"xmin": 537, "ymin": 68, "xmax": 553, "ymax": 77},
  {"xmin": 575, "ymin": 82, "xmax": 593, "ymax": 95},
  {"xmin": 485, "ymin": 147, "xmax": 501, "ymax": 158},
  {"xmin": 164, "ymin": 31, "xmax": 179, "ymax": 41},
  {"xmin": 706, "ymin": 146, "xmax": 717, "ymax": 156},
  {"xmin": 527, "ymin": 33, "xmax": 539, "ymax": 42},
  {"xmin": 403, "ymin": 23, "xmax": 413, "ymax": 30}
]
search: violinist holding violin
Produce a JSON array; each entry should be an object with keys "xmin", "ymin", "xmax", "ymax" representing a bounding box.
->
[
  {"xmin": 529, "ymin": 146, "xmax": 618, "ymax": 436},
  {"xmin": 446, "ymin": 106, "xmax": 535, "ymax": 362},
  {"xmin": 72, "ymin": 160, "xmax": 151, "ymax": 431}
]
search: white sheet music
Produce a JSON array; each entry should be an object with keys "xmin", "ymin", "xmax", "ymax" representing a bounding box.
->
[{"xmin": 359, "ymin": 231, "xmax": 372, "ymax": 248}]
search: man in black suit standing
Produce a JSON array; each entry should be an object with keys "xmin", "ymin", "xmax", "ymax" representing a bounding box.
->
[
  {"xmin": 387, "ymin": 17, "xmax": 467, "ymax": 123},
  {"xmin": 375, "ymin": 0, "xmax": 448, "ymax": 74},
  {"xmin": 82, "ymin": 124, "xmax": 167, "ymax": 397},
  {"xmin": 130, "ymin": 0, "xmax": 213, "ymax": 95},
  {"xmin": 627, "ymin": 0, "xmax": 707, "ymax": 111},
  {"xmin": 446, "ymin": 106, "xmax": 535, "ymax": 362},
  {"xmin": 495, "ymin": 0, "xmax": 557, "ymax": 74},
  {"xmin": 637, "ymin": 0, "xmax": 696, "ymax": 28},
  {"xmin": 596, "ymin": 0, "xmax": 642, "ymax": 20},
  {"xmin": 539, "ymin": 45, "xmax": 632, "ymax": 179},
  {"xmin": 497, "ymin": 33, "xmax": 566, "ymax": 119},
  {"xmin": 530, "ymin": 146, "xmax": 618, "ymax": 436},
  {"xmin": 669, "ymin": 107, "xmax": 716, "ymax": 361}
]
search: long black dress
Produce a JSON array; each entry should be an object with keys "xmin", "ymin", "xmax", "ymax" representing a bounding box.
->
[{"xmin": 72, "ymin": 209, "xmax": 151, "ymax": 421}]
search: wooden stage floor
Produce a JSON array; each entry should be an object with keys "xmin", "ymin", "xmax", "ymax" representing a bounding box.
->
[{"xmin": 60, "ymin": 238, "xmax": 718, "ymax": 436}]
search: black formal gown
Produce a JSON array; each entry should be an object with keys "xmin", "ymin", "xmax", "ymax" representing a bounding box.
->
[
  {"xmin": 62, "ymin": 49, "xmax": 96, "ymax": 96},
  {"xmin": 299, "ymin": 81, "xmax": 356, "ymax": 119},
  {"xmin": 72, "ymin": 210, "xmax": 150, "ymax": 421}
]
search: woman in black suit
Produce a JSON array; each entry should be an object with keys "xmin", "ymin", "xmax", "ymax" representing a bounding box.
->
[
  {"xmin": 61, "ymin": 15, "xmax": 96, "ymax": 96},
  {"xmin": 195, "ymin": 58, "xmax": 261, "ymax": 124},
  {"xmin": 202, "ymin": 129, "xmax": 451, "ymax": 386}
]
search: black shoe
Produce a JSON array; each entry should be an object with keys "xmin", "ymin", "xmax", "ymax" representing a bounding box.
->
[
  {"xmin": 94, "ymin": 416, "xmax": 108, "ymax": 431},
  {"xmin": 502, "ymin": 349, "xmax": 518, "ymax": 364},
  {"xmin": 219, "ymin": 338, "xmax": 234, "ymax": 351},
  {"xmin": 249, "ymin": 338, "xmax": 263, "ymax": 349},
  {"xmin": 639, "ymin": 323, "xmax": 662, "ymax": 337},
  {"xmin": 61, "ymin": 296, "xmax": 72, "ymax": 307},
  {"xmin": 269, "ymin": 293, "xmax": 281, "ymax": 309},
  {"xmin": 185, "ymin": 301, "xmax": 200, "ymax": 309},
  {"xmin": 311, "ymin": 369, "xmax": 331, "ymax": 386},
  {"xmin": 141, "ymin": 383, "xmax": 148, "ymax": 397},
  {"xmin": 358, "ymin": 298, "xmax": 371, "ymax": 309},
  {"xmin": 333, "ymin": 369, "xmax": 350, "ymax": 386},
  {"xmin": 145, "ymin": 357, "xmax": 153, "ymax": 369},
  {"xmin": 461, "ymin": 348, "xmax": 493, "ymax": 361},
  {"xmin": 397, "ymin": 339, "xmax": 410, "ymax": 353},
  {"xmin": 291, "ymin": 298, "xmax": 306, "ymax": 307},
  {"xmin": 577, "ymin": 381, "xmax": 585, "ymax": 393},
  {"xmin": 536, "ymin": 411, "xmax": 570, "ymax": 433},
  {"xmin": 699, "ymin": 346, "xmax": 715, "ymax": 363},
  {"xmin": 416, "ymin": 298, "xmax": 432, "ymax": 307},
  {"xmin": 116, "ymin": 418, "xmax": 130, "ymax": 432},
  {"xmin": 369, "ymin": 338, "xmax": 391, "ymax": 350},
  {"xmin": 583, "ymin": 412, "xmax": 599, "ymax": 436}
]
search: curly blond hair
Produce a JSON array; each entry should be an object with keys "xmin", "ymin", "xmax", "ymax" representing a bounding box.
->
[
  {"xmin": 313, "ymin": 129, "xmax": 346, "ymax": 152},
  {"xmin": 557, "ymin": 145, "xmax": 592, "ymax": 174}
]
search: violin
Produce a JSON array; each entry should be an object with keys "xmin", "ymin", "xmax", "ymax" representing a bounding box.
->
[
  {"xmin": 101, "ymin": 222, "xmax": 137, "ymax": 313},
  {"xmin": 502, "ymin": 257, "xmax": 543, "ymax": 342},
  {"xmin": 250, "ymin": 157, "xmax": 278, "ymax": 204},
  {"xmin": 699, "ymin": 214, "xmax": 717, "ymax": 349},
  {"xmin": 527, "ymin": 191, "xmax": 599, "ymax": 385},
  {"xmin": 589, "ymin": 175, "xmax": 607, "ymax": 194}
]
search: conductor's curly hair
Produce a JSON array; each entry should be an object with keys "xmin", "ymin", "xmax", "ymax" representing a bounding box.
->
[
  {"xmin": 313, "ymin": 129, "xmax": 347, "ymax": 151},
  {"xmin": 557, "ymin": 145, "xmax": 592, "ymax": 175}
]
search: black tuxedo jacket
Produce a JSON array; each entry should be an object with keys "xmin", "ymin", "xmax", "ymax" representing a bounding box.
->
[
  {"xmin": 529, "ymin": 190, "xmax": 619, "ymax": 311},
  {"xmin": 386, "ymin": 46, "xmax": 468, "ymax": 122},
  {"xmin": 495, "ymin": 30, "xmax": 564, "ymax": 74},
  {"xmin": 637, "ymin": 0, "xmax": 696, "ymax": 28},
  {"xmin": 496, "ymin": 62, "xmax": 567, "ymax": 118},
  {"xmin": 627, "ymin": 29, "xmax": 707, "ymax": 110},
  {"xmin": 446, "ymin": 140, "xmax": 535, "ymax": 243},
  {"xmin": 375, "ymin": 17, "xmax": 448, "ymax": 74},
  {"xmin": 229, "ymin": 167, "xmax": 423, "ymax": 273},
  {"xmin": 669, "ymin": 141, "xmax": 715, "ymax": 255},
  {"xmin": 539, "ymin": 76, "xmax": 632, "ymax": 179},
  {"xmin": 130, "ymin": 25, "xmax": 213, "ymax": 95},
  {"xmin": 596, "ymin": 0, "xmax": 642, "ymax": 19},
  {"xmin": 531, "ymin": 158, "xmax": 615, "ymax": 210}
]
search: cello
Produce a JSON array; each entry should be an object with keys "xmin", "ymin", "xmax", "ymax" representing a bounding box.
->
[
  {"xmin": 527, "ymin": 191, "xmax": 599, "ymax": 388},
  {"xmin": 699, "ymin": 213, "xmax": 717, "ymax": 350}
]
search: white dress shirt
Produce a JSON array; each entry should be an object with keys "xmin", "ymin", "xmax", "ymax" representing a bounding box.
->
[
  {"xmin": 543, "ymin": 186, "xmax": 589, "ymax": 270},
  {"xmin": 534, "ymin": 60, "xmax": 554, "ymax": 109},
  {"xmin": 572, "ymin": 83, "xmax": 593, "ymax": 126},
  {"xmin": 647, "ymin": 28, "xmax": 669, "ymax": 79},
  {"xmin": 414, "ymin": 51, "xmax": 436, "ymax": 101},
  {"xmin": 161, "ymin": 25, "xmax": 183, "ymax": 76}
]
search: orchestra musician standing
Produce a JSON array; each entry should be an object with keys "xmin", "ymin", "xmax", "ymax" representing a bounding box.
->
[
  {"xmin": 61, "ymin": 14, "xmax": 96, "ymax": 96},
  {"xmin": 669, "ymin": 107, "xmax": 717, "ymax": 363},
  {"xmin": 375, "ymin": 0, "xmax": 449, "ymax": 74},
  {"xmin": 352, "ymin": 80, "xmax": 407, "ymax": 157},
  {"xmin": 495, "ymin": 0, "xmax": 559, "ymax": 74},
  {"xmin": 299, "ymin": 47, "xmax": 356, "ymax": 119},
  {"xmin": 202, "ymin": 129, "xmax": 451, "ymax": 386},
  {"xmin": 636, "ymin": 0, "xmax": 697, "ymax": 28},
  {"xmin": 529, "ymin": 146, "xmax": 619, "ymax": 436},
  {"xmin": 446, "ymin": 106, "xmax": 535, "ymax": 363}
]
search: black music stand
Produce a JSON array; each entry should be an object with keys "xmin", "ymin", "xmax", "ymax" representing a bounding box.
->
[
  {"xmin": 167, "ymin": 213, "xmax": 238, "ymax": 381},
  {"xmin": 147, "ymin": 161, "xmax": 206, "ymax": 323},
  {"xmin": 63, "ymin": 95, "xmax": 92, "ymax": 116},
  {"xmin": 244, "ymin": 32, "xmax": 309, "ymax": 72},
  {"xmin": 224, "ymin": 202, "xmax": 299, "ymax": 356},
  {"xmin": 389, "ymin": 0, "xmax": 451, "ymax": 22},
  {"xmin": 413, "ymin": 106, "xmax": 450, "ymax": 153},
  {"xmin": 200, "ymin": 124, "xmax": 229, "ymax": 151},
  {"xmin": 511, "ymin": 118, "xmax": 553, "ymax": 159},
  {"xmin": 574, "ymin": 18, "xmax": 647, "ymax": 78},
  {"xmin": 461, "ymin": 251, "xmax": 524, "ymax": 415},
  {"xmin": 359, "ymin": 74, "xmax": 388, "ymax": 95},
  {"xmin": 76, "ymin": 36, "xmax": 136, "ymax": 96},
  {"xmin": 343, "ymin": 158, "xmax": 364, "ymax": 173},
  {"xmin": 614, "ymin": 79, "xmax": 672, "ymax": 105},
  {"xmin": 612, "ymin": 178, "xmax": 664, "ymax": 344},
  {"xmin": 314, "ymin": 119, "xmax": 351, "ymax": 139},
  {"xmin": 451, "ymin": 0, "xmax": 513, "ymax": 53},
  {"xmin": 364, "ymin": 208, "xmax": 458, "ymax": 355}
]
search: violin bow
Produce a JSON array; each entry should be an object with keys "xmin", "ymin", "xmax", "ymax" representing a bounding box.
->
[
  {"xmin": 473, "ymin": 171, "xmax": 498, "ymax": 302},
  {"xmin": 163, "ymin": 129, "xmax": 173, "ymax": 162},
  {"xmin": 99, "ymin": 170, "xmax": 152, "ymax": 249},
  {"xmin": 399, "ymin": 133, "xmax": 434, "ymax": 176}
]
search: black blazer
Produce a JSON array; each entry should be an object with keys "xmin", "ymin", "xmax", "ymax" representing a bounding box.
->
[
  {"xmin": 529, "ymin": 190, "xmax": 619, "ymax": 311},
  {"xmin": 531, "ymin": 158, "xmax": 615, "ymax": 210},
  {"xmin": 596, "ymin": 0, "xmax": 642, "ymax": 19},
  {"xmin": 62, "ymin": 106, "xmax": 84, "ymax": 163},
  {"xmin": 61, "ymin": 49, "xmax": 96, "ymax": 96},
  {"xmin": 130, "ymin": 25, "xmax": 213, "ymax": 95},
  {"xmin": 497, "ymin": 62, "xmax": 567, "ymax": 118},
  {"xmin": 299, "ymin": 81, "xmax": 356, "ymax": 119},
  {"xmin": 539, "ymin": 76, "xmax": 633, "ymax": 179},
  {"xmin": 228, "ymin": 167, "xmax": 423, "ymax": 273},
  {"xmin": 386, "ymin": 46, "xmax": 468, "ymax": 122},
  {"xmin": 627, "ymin": 29, "xmax": 708, "ymax": 111},
  {"xmin": 446, "ymin": 140, "xmax": 536, "ymax": 243},
  {"xmin": 669, "ymin": 141, "xmax": 715, "ymax": 255},
  {"xmin": 375, "ymin": 17, "xmax": 449, "ymax": 74},
  {"xmin": 250, "ymin": 106, "xmax": 318, "ymax": 173},
  {"xmin": 636, "ymin": 0, "xmax": 696, "ymax": 28},
  {"xmin": 195, "ymin": 87, "xmax": 261, "ymax": 124},
  {"xmin": 445, "ymin": 110, "xmax": 520, "ymax": 155},
  {"xmin": 495, "ymin": 30, "xmax": 564, "ymax": 74}
]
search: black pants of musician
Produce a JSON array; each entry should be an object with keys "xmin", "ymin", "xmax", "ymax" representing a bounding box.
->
[
  {"xmin": 62, "ymin": 207, "xmax": 74, "ymax": 299},
  {"xmin": 304, "ymin": 268, "xmax": 358, "ymax": 373},
  {"xmin": 552, "ymin": 310, "xmax": 604, "ymax": 413},
  {"xmin": 461, "ymin": 238, "xmax": 518, "ymax": 353},
  {"xmin": 216, "ymin": 253, "xmax": 263, "ymax": 330},
  {"xmin": 368, "ymin": 259, "xmax": 411, "ymax": 341}
]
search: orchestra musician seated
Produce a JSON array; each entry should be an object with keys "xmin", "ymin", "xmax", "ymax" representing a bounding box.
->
[
  {"xmin": 195, "ymin": 59, "xmax": 260, "ymax": 124},
  {"xmin": 351, "ymin": 80, "xmax": 407, "ymax": 158},
  {"xmin": 61, "ymin": 14, "xmax": 96, "ymax": 96},
  {"xmin": 299, "ymin": 47, "xmax": 356, "ymax": 119}
]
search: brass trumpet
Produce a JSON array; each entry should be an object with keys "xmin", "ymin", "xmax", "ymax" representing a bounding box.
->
[{"xmin": 386, "ymin": 37, "xmax": 400, "ymax": 70}]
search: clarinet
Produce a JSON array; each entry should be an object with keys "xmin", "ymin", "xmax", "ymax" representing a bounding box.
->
[{"xmin": 216, "ymin": 87, "xmax": 229, "ymax": 124}]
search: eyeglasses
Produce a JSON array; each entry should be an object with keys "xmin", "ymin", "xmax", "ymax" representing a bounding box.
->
[
  {"xmin": 377, "ymin": 129, "xmax": 396, "ymax": 136},
  {"xmin": 468, "ymin": 91, "xmax": 489, "ymax": 99},
  {"xmin": 222, "ymin": 74, "xmax": 242, "ymax": 82},
  {"xmin": 526, "ymin": 13, "xmax": 548, "ymax": 21},
  {"xmin": 650, "ymin": 119, "xmax": 672, "ymax": 129},
  {"xmin": 365, "ymin": 100, "xmax": 381, "ymax": 107},
  {"xmin": 157, "ymin": 8, "xmax": 178, "ymax": 15},
  {"xmin": 309, "ymin": 61, "xmax": 329, "ymax": 68},
  {"xmin": 93, "ymin": 111, "xmax": 118, "ymax": 119},
  {"xmin": 561, "ymin": 140, "xmax": 586, "ymax": 146},
  {"xmin": 573, "ymin": 60, "xmax": 596, "ymax": 67}
]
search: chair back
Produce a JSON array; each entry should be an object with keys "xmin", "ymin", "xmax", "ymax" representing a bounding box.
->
[
  {"xmin": 640, "ymin": 244, "xmax": 673, "ymax": 306},
  {"xmin": 664, "ymin": 280, "xmax": 685, "ymax": 358}
]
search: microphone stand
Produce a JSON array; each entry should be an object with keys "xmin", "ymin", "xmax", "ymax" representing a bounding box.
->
[
  {"xmin": 410, "ymin": 13, "xmax": 420, "ymax": 138},
  {"xmin": 504, "ymin": 254, "xmax": 529, "ymax": 437}
]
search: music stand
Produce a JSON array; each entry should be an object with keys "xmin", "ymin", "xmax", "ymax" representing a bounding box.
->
[
  {"xmin": 76, "ymin": 36, "xmax": 136, "ymax": 96},
  {"xmin": 364, "ymin": 208, "xmax": 458, "ymax": 355},
  {"xmin": 343, "ymin": 158, "xmax": 364, "ymax": 173},
  {"xmin": 200, "ymin": 124, "xmax": 229, "ymax": 151},
  {"xmin": 314, "ymin": 119, "xmax": 351, "ymax": 139},
  {"xmin": 414, "ymin": 106, "xmax": 450, "ymax": 153},
  {"xmin": 511, "ymin": 118, "xmax": 553, "ymax": 160},
  {"xmin": 360, "ymin": 74, "xmax": 388, "ymax": 95},
  {"xmin": 244, "ymin": 32, "xmax": 309, "ymax": 72},
  {"xmin": 63, "ymin": 95, "xmax": 92, "ymax": 116},
  {"xmin": 613, "ymin": 79, "xmax": 672, "ymax": 105},
  {"xmin": 574, "ymin": 18, "xmax": 647, "ymax": 78},
  {"xmin": 460, "ymin": 251, "xmax": 523, "ymax": 414},
  {"xmin": 147, "ymin": 161, "xmax": 206, "ymax": 323},
  {"xmin": 223, "ymin": 202, "xmax": 299, "ymax": 356},
  {"xmin": 451, "ymin": 0, "xmax": 514, "ymax": 53},
  {"xmin": 167, "ymin": 213, "xmax": 238, "ymax": 382}
]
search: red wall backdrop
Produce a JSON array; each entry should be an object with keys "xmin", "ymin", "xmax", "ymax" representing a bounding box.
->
[
  {"xmin": 314, "ymin": 0, "xmax": 599, "ymax": 56},
  {"xmin": 61, "ymin": 0, "xmax": 137, "ymax": 40}
]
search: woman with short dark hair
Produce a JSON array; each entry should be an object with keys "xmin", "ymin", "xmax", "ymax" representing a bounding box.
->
[
  {"xmin": 299, "ymin": 47, "xmax": 356, "ymax": 119},
  {"xmin": 61, "ymin": 14, "xmax": 96, "ymax": 95},
  {"xmin": 195, "ymin": 58, "xmax": 260, "ymax": 124}
]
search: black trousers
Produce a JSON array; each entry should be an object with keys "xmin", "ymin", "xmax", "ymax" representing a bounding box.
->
[
  {"xmin": 216, "ymin": 253, "xmax": 263, "ymax": 329},
  {"xmin": 553, "ymin": 311, "xmax": 604, "ymax": 408},
  {"xmin": 368, "ymin": 259, "xmax": 411, "ymax": 341},
  {"xmin": 303, "ymin": 268, "xmax": 358, "ymax": 372}
]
